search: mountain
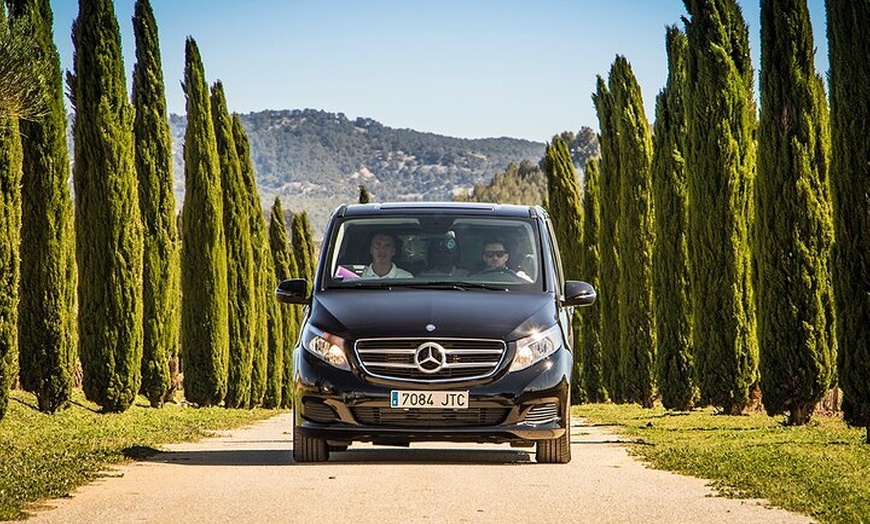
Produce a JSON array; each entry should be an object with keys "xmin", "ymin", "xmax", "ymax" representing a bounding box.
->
[{"xmin": 168, "ymin": 109, "xmax": 547, "ymax": 235}]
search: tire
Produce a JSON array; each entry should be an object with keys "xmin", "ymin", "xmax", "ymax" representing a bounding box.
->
[
  {"xmin": 293, "ymin": 423, "xmax": 329, "ymax": 463},
  {"xmin": 535, "ymin": 411, "xmax": 571, "ymax": 464}
]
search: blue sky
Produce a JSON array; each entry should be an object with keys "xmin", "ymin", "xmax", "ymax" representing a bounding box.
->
[{"xmin": 49, "ymin": 1, "xmax": 828, "ymax": 142}]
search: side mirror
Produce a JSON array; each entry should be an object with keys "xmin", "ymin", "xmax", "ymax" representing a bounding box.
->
[
  {"xmin": 563, "ymin": 280, "xmax": 596, "ymax": 307},
  {"xmin": 275, "ymin": 278, "xmax": 309, "ymax": 304}
]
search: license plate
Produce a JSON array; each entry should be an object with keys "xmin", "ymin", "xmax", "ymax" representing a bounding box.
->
[{"xmin": 390, "ymin": 390, "xmax": 469, "ymax": 409}]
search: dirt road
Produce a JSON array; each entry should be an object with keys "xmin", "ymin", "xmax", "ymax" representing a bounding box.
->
[{"xmin": 18, "ymin": 413, "xmax": 813, "ymax": 524}]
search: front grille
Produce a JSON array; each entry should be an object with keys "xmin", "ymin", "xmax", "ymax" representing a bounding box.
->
[
  {"xmin": 523, "ymin": 403, "xmax": 559, "ymax": 425},
  {"xmin": 352, "ymin": 407, "xmax": 508, "ymax": 427},
  {"xmin": 355, "ymin": 338, "xmax": 506, "ymax": 383}
]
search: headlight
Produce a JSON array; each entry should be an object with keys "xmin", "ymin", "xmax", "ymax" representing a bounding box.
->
[
  {"xmin": 302, "ymin": 325, "xmax": 350, "ymax": 371},
  {"xmin": 509, "ymin": 324, "xmax": 562, "ymax": 372}
]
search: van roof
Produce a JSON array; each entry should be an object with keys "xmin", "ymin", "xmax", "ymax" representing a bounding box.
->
[{"xmin": 337, "ymin": 201, "xmax": 546, "ymax": 219}]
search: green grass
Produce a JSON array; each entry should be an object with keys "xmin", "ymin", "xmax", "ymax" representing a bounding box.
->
[
  {"xmin": 0, "ymin": 389, "xmax": 282, "ymax": 521},
  {"xmin": 574, "ymin": 403, "xmax": 870, "ymax": 524}
]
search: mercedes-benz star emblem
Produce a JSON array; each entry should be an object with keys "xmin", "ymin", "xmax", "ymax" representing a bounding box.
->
[{"xmin": 414, "ymin": 342, "xmax": 447, "ymax": 374}]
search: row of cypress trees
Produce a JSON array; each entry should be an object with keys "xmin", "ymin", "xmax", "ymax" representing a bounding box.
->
[
  {"xmin": 546, "ymin": 0, "xmax": 868, "ymax": 438},
  {"xmin": 0, "ymin": 0, "xmax": 316, "ymax": 419},
  {"xmin": 178, "ymin": 36, "xmax": 314, "ymax": 410}
]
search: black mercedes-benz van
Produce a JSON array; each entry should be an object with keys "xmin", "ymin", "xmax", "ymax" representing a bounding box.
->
[{"xmin": 276, "ymin": 202, "xmax": 596, "ymax": 463}]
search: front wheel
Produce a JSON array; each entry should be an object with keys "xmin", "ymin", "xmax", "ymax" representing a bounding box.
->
[
  {"xmin": 293, "ymin": 422, "xmax": 329, "ymax": 463},
  {"xmin": 535, "ymin": 412, "xmax": 571, "ymax": 464}
]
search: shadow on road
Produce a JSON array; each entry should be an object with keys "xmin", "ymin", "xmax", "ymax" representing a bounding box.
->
[
  {"xmin": 135, "ymin": 448, "xmax": 295, "ymax": 466},
  {"xmin": 324, "ymin": 447, "xmax": 534, "ymax": 465},
  {"xmin": 129, "ymin": 446, "xmax": 539, "ymax": 466},
  {"xmin": 124, "ymin": 436, "xmax": 628, "ymax": 467}
]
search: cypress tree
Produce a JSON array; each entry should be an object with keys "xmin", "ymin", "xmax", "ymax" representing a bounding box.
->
[
  {"xmin": 211, "ymin": 82, "xmax": 255, "ymax": 409},
  {"xmin": 267, "ymin": 197, "xmax": 295, "ymax": 408},
  {"xmin": 609, "ymin": 56, "xmax": 656, "ymax": 408},
  {"xmin": 132, "ymin": 0, "xmax": 179, "ymax": 408},
  {"xmin": 544, "ymin": 137, "xmax": 584, "ymax": 280},
  {"xmin": 755, "ymin": 0, "xmax": 835, "ymax": 426},
  {"xmin": 580, "ymin": 157, "xmax": 607, "ymax": 403},
  {"xmin": 70, "ymin": 0, "xmax": 144, "ymax": 413},
  {"xmin": 180, "ymin": 38, "xmax": 229, "ymax": 406},
  {"xmin": 543, "ymin": 137, "xmax": 585, "ymax": 402},
  {"xmin": 281, "ymin": 242, "xmax": 301, "ymax": 409},
  {"xmin": 0, "ymin": 4, "xmax": 22, "ymax": 422},
  {"xmin": 358, "ymin": 184, "xmax": 372, "ymax": 204},
  {"xmin": 683, "ymin": 0, "xmax": 759, "ymax": 414},
  {"xmin": 233, "ymin": 114, "xmax": 269, "ymax": 407},
  {"xmin": 10, "ymin": 0, "xmax": 77, "ymax": 414},
  {"xmin": 652, "ymin": 27, "xmax": 696, "ymax": 411},
  {"xmin": 591, "ymin": 76, "xmax": 622, "ymax": 403},
  {"xmin": 291, "ymin": 211, "xmax": 316, "ymax": 282},
  {"xmin": 827, "ymin": 0, "xmax": 870, "ymax": 442}
]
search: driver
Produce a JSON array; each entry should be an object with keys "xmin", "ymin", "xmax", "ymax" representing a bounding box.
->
[
  {"xmin": 480, "ymin": 239, "xmax": 532, "ymax": 282},
  {"xmin": 481, "ymin": 239, "xmax": 511, "ymax": 272}
]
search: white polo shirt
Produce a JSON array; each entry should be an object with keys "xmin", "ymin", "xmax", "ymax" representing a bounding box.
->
[{"xmin": 360, "ymin": 263, "xmax": 413, "ymax": 279}]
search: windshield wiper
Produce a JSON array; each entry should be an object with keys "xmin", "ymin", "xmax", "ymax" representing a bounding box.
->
[
  {"xmin": 338, "ymin": 280, "xmax": 397, "ymax": 289},
  {"xmin": 405, "ymin": 281, "xmax": 509, "ymax": 291}
]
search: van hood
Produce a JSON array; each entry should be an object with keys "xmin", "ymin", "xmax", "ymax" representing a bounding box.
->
[{"xmin": 308, "ymin": 288, "xmax": 557, "ymax": 342}]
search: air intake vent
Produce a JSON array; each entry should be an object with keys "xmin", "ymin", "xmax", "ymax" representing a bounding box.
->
[
  {"xmin": 352, "ymin": 407, "xmax": 508, "ymax": 427},
  {"xmin": 523, "ymin": 403, "xmax": 559, "ymax": 425}
]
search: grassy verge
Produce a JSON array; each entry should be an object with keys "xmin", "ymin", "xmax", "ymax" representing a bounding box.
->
[
  {"xmin": 574, "ymin": 403, "xmax": 870, "ymax": 524},
  {"xmin": 0, "ymin": 389, "xmax": 283, "ymax": 521}
]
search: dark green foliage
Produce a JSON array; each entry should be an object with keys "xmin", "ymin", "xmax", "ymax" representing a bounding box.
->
[
  {"xmin": 11, "ymin": 0, "xmax": 77, "ymax": 414},
  {"xmin": 180, "ymin": 38, "xmax": 229, "ymax": 406},
  {"xmin": 610, "ymin": 56, "xmax": 656, "ymax": 408},
  {"xmin": 291, "ymin": 211, "xmax": 316, "ymax": 282},
  {"xmin": 132, "ymin": 0, "xmax": 178, "ymax": 408},
  {"xmin": 233, "ymin": 114, "xmax": 270, "ymax": 408},
  {"xmin": 70, "ymin": 0, "xmax": 144, "ymax": 413},
  {"xmin": 266, "ymin": 198, "xmax": 297, "ymax": 408},
  {"xmin": 592, "ymin": 76, "xmax": 622, "ymax": 403},
  {"xmin": 683, "ymin": 0, "xmax": 759, "ymax": 414},
  {"xmin": 652, "ymin": 27, "xmax": 696, "ymax": 411},
  {"xmin": 580, "ymin": 158, "xmax": 606, "ymax": 403},
  {"xmin": 456, "ymin": 160, "xmax": 547, "ymax": 206},
  {"xmin": 756, "ymin": 0, "xmax": 835, "ymax": 426},
  {"xmin": 543, "ymin": 137, "xmax": 585, "ymax": 402},
  {"xmin": 827, "ymin": 0, "xmax": 870, "ymax": 439},
  {"xmin": 358, "ymin": 184, "xmax": 372, "ymax": 204},
  {"xmin": 543, "ymin": 138, "xmax": 584, "ymax": 280},
  {"xmin": 211, "ymin": 82, "xmax": 255, "ymax": 409},
  {"xmin": 0, "ymin": 5, "xmax": 21, "ymax": 420}
]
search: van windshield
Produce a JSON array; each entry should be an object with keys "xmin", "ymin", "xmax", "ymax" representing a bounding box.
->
[{"xmin": 325, "ymin": 214, "xmax": 542, "ymax": 289}]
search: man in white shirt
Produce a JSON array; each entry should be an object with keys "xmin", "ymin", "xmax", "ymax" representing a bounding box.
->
[{"xmin": 360, "ymin": 233, "xmax": 413, "ymax": 279}]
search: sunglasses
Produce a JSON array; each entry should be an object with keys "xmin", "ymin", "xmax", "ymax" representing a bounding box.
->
[{"xmin": 483, "ymin": 250, "xmax": 507, "ymax": 258}]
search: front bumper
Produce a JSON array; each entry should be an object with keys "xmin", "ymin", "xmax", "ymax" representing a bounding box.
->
[{"xmin": 292, "ymin": 345, "xmax": 572, "ymax": 445}]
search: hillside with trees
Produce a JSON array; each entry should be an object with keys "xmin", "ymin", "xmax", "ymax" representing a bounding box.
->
[{"xmin": 168, "ymin": 109, "xmax": 549, "ymax": 233}]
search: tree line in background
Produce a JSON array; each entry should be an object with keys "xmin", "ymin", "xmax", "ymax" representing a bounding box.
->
[
  {"xmin": 1, "ymin": 0, "xmax": 868, "ymax": 446},
  {"xmin": 454, "ymin": 0, "xmax": 869, "ymax": 441},
  {"xmin": 0, "ymin": 0, "xmax": 317, "ymax": 421}
]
